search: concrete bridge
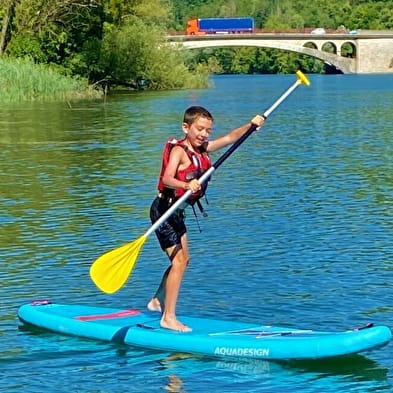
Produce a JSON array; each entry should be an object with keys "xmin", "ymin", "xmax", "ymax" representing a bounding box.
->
[{"xmin": 167, "ymin": 32, "xmax": 393, "ymax": 74}]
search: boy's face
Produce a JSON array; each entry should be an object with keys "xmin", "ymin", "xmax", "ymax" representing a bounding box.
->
[{"xmin": 182, "ymin": 116, "xmax": 212, "ymax": 148}]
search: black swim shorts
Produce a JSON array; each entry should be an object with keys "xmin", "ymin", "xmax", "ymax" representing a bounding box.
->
[{"xmin": 150, "ymin": 196, "xmax": 186, "ymax": 251}]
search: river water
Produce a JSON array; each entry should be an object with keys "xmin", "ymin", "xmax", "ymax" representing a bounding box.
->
[{"xmin": 1, "ymin": 74, "xmax": 393, "ymax": 392}]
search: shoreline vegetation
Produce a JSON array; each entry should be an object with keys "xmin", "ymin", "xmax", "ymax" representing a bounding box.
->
[
  {"xmin": 0, "ymin": 57, "xmax": 102, "ymax": 103},
  {"xmin": 0, "ymin": 53, "xmax": 211, "ymax": 104}
]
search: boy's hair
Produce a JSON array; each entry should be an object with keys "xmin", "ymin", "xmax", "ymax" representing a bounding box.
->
[{"xmin": 183, "ymin": 106, "xmax": 214, "ymax": 125}]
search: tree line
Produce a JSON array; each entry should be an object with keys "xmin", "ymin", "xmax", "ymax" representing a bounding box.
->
[{"xmin": 0, "ymin": 0, "xmax": 392, "ymax": 92}]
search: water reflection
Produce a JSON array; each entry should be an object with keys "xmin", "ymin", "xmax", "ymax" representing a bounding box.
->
[
  {"xmin": 112, "ymin": 345, "xmax": 390, "ymax": 392},
  {"xmin": 2, "ymin": 74, "xmax": 393, "ymax": 392},
  {"xmin": 165, "ymin": 375, "xmax": 184, "ymax": 393}
]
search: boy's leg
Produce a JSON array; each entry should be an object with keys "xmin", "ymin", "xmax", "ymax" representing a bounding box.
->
[
  {"xmin": 147, "ymin": 244, "xmax": 181, "ymax": 312},
  {"xmin": 147, "ymin": 266, "xmax": 170, "ymax": 312},
  {"xmin": 160, "ymin": 234, "xmax": 191, "ymax": 332}
]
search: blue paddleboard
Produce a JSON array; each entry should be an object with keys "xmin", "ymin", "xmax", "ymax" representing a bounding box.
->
[{"xmin": 18, "ymin": 300, "xmax": 392, "ymax": 360}]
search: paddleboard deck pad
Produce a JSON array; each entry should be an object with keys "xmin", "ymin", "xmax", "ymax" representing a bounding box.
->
[{"xmin": 18, "ymin": 301, "xmax": 392, "ymax": 360}]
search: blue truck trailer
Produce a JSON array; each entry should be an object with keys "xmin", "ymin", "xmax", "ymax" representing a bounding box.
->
[{"xmin": 186, "ymin": 17, "xmax": 254, "ymax": 35}]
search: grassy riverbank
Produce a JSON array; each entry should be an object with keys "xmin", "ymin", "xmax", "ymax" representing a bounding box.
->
[{"xmin": 0, "ymin": 57, "xmax": 102, "ymax": 103}]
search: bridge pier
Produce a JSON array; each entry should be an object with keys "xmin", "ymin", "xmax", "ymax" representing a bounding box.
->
[{"xmin": 356, "ymin": 38, "xmax": 393, "ymax": 73}]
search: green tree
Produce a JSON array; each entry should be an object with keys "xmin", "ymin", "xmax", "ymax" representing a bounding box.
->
[
  {"xmin": 347, "ymin": 1, "xmax": 393, "ymax": 29},
  {"xmin": 0, "ymin": 0, "xmax": 16, "ymax": 55},
  {"xmin": 264, "ymin": 1, "xmax": 303, "ymax": 30},
  {"xmin": 104, "ymin": 0, "xmax": 171, "ymax": 26},
  {"xmin": 98, "ymin": 17, "xmax": 208, "ymax": 89},
  {"xmin": 5, "ymin": 0, "xmax": 104, "ymax": 74},
  {"xmin": 231, "ymin": 47, "xmax": 257, "ymax": 73}
]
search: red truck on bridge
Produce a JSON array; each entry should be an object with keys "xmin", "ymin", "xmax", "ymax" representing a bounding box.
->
[{"xmin": 186, "ymin": 17, "xmax": 254, "ymax": 35}]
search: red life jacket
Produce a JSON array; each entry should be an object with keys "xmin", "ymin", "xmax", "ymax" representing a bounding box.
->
[{"xmin": 157, "ymin": 137, "xmax": 211, "ymax": 201}]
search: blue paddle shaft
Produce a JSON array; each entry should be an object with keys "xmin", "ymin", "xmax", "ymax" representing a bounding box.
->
[{"xmin": 145, "ymin": 74, "xmax": 305, "ymax": 238}]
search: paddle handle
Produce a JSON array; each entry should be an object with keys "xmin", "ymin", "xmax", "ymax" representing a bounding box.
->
[
  {"xmin": 215, "ymin": 71, "xmax": 310, "ymax": 170},
  {"xmin": 263, "ymin": 79, "xmax": 301, "ymax": 118},
  {"xmin": 145, "ymin": 71, "xmax": 310, "ymax": 238}
]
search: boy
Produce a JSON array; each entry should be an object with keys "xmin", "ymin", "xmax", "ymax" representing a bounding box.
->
[{"xmin": 148, "ymin": 106, "xmax": 264, "ymax": 331}]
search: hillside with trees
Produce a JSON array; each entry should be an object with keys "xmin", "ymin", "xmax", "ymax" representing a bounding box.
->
[
  {"xmin": 170, "ymin": 0, "xmax": 393, "ymax": 32},
  {"xmin": 0, "ymin": 0, "xmax": 392, "ymax": 97}
]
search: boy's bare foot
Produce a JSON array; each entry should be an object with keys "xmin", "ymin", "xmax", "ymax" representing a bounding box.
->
[
  {"xmin": 160, "ymin": 317, "xmax": 192, "ymax": 332},
  {"xmin": 147, "ymin": 298, "xmax": 162, "ymax": 312}
]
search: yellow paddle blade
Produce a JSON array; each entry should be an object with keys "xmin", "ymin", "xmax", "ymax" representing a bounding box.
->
[
  {"xmin": 296, "ymin": 70, "xmax": 311, "ymax": 86},
  {"xmin": 89, "ymin": 235, "xmax": 147, "ymax": 294}
]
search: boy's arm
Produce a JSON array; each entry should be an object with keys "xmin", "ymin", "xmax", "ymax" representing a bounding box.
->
[{"xmin": 207, "ymin": 115, "xmax": 264, "ymax": 153}]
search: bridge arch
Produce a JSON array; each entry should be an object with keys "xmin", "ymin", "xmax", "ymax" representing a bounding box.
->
[
  {"xmin": 168, "ymin": 32, "xmax": 393, "ymax": 73},
  {"xmin": 173, "ymin": 38, "xmax": 356, "ymax": 73},
  {"xmin": 321, "ymin": 41, "xmax": 337, "ymax": 54},
  {"xmin": 340, "ymin": 41, "xmax": 357, "ymax": 58},
  {"xmin": 304, "ymin": 41, "xmax": 317, "ymax": 50}
]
